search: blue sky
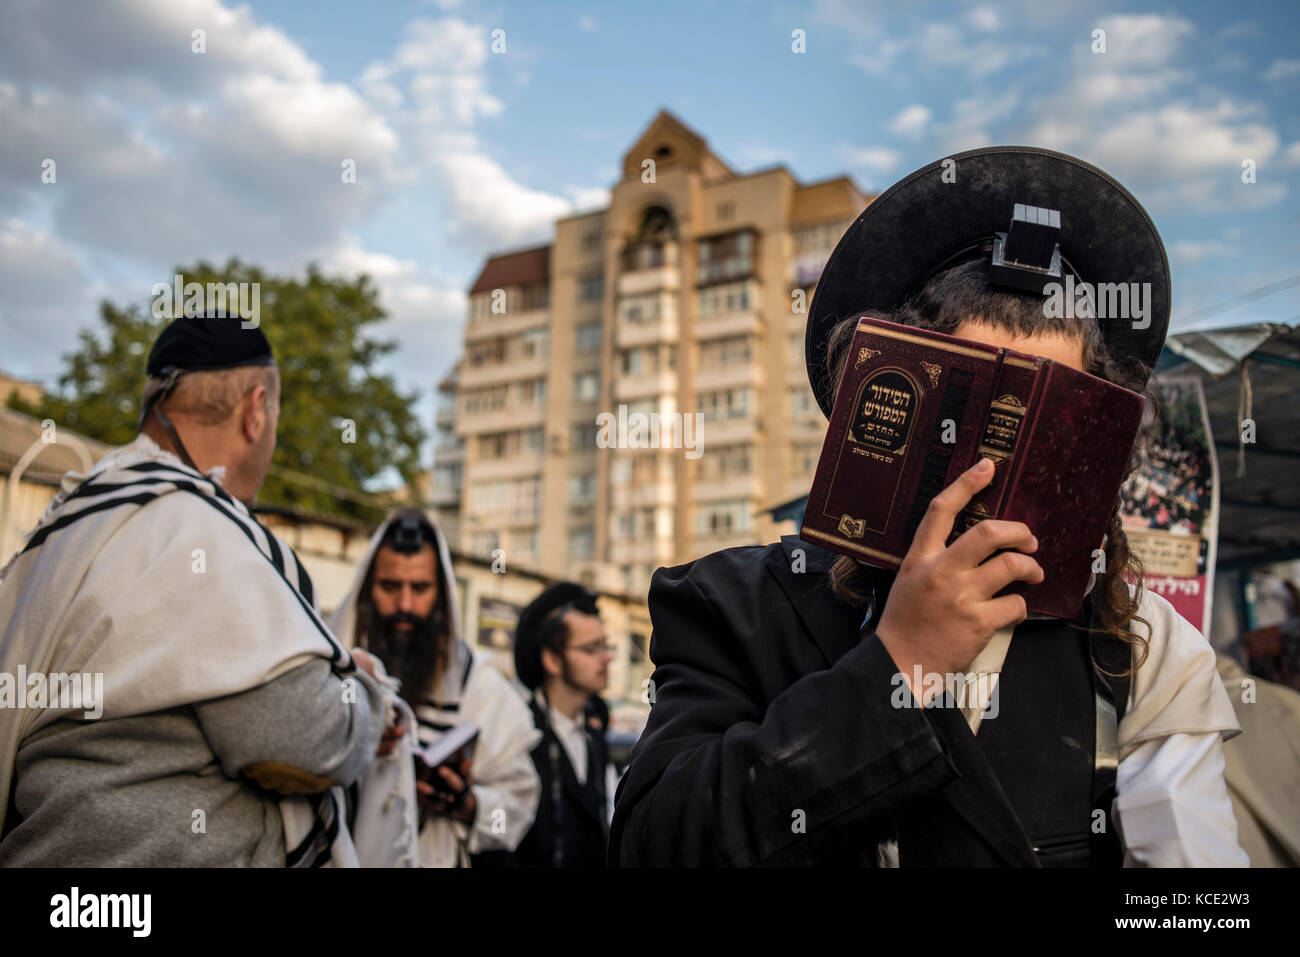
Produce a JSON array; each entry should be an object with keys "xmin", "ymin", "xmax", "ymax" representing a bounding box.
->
[{"xmin": 2, "ymin": 0, "xmax": 1298, "ymax": 461}]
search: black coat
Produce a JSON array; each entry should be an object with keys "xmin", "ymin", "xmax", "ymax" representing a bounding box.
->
[
  {"xmin": 609, "ymin": 535, "xmax": 1121, "ymax": 867},
  {"xmin": 515, "ymin": 696, "xmax": 610, "ymax": 869}
]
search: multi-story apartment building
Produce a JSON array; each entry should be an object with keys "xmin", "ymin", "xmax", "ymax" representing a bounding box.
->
[{"xmin": 438, "ymin": 110, "xmax": 870, "ymax": 597}]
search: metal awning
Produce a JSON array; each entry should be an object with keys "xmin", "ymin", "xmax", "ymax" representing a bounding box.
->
[{"xmin": 1159, "ymin": 323, "xmax": 1300, "ymax": 570}]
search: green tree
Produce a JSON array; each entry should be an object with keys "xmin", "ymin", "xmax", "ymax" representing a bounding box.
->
[{"xmin": 8, "ymin": 259, "xmax": 427, "ymax": 521}]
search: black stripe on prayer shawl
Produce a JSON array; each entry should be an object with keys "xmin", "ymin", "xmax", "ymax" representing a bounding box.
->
[
  {"xmin": 286, "ymin": 791, "xmax": 340, "ymax": 868},
  {"xmin": 417, "ymin": 718, "xmax": 455, "ymax": 733},
  {"xmin": 121, "ymin": 462, "xmax": 289, "ymax": 577},
  {"xmin": 173, "ymin": 488, "xmax": 346, "ymax": 666},
  {"xmin": 21, "ymin": 469, "xmax": 350, "ymax": 669},
  {"xmin": 95, "ymin": 465, "xmax": 323, "ymax": 655},
  {"xmin": 22, "ymin": 492, "xmax": 163, "ymax": 553}
]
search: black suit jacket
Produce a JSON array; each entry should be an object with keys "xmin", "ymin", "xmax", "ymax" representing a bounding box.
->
[{"xmin": 609, "ymin": 535, "xmax": 1056, "ymax": 867}]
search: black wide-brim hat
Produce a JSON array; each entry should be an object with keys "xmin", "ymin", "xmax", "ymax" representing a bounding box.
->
[
  {"xmin": 514, "ymin": 582, "xmax": 599, "ymax": 690},
  {"xmin": 805, "ymin": 146, "xmax": 1171, "ymax": 417}
]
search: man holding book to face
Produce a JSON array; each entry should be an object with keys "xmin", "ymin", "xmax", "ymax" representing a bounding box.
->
[{"xmin": 610, "ymin": 148, "xmax": 1247, "ymax": 868}]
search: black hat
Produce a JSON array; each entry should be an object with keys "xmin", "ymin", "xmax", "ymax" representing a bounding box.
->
[
  {"xmin": 514, "ymin": 582, "xmax": 599, "ymax": 690},
  {"xmin": 146, "ymin": 314, "xmax": 275, "ymax": 378},
  {"xmin": 805, "ymin": 146, "xmax": 1171, "ymax": 417}
]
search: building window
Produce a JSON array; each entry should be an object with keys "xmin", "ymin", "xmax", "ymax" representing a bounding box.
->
[
  {"xmin": 695, "ymin": 500, "xmax": 753, "ymax": 537},
  {"xmin": 572, "ymin": 423, "xmax": 600, "ymax": 451},
  {"xmin": 717, "ymin": 201, "xmax": 735, "ymax": 221},
  {"xmin": 518, "ymin": 379, "xmax": 546, "ymax": 405},
  {"xmin": 700, "ymin": 443, "xmax": 753, "ymax": 479},
  {"xmin": 579, "ymin": 274, "xmax": 604, "ymax": 302},
  {"xmin": 520, "ymin": 328, "xmax": 548, "ymax": 359},
  {"xmin": 574, "ymin": 370, "xmax": 600, "ymax": 403},
  {"xmin": 789, "ymin": 386, "xmax": 816, "ymax": 417},
  {"xmin": 569, "ymin": 473, "xmax": 597, "ymax": 504},
  {"xmin": 520, "ymin": 283, "xmax": 549, "ymax": 311},
  {"xmin": 581, "ymin": 230, "xmax": 602, "ymax": 252},
  {"xmin": 697, "ymin": 230, "xmax": 755, "ymax": 286},
  {"xmin": 697, "ymin": 280, "xmax": 753, "ymax": 318},
  {"xmin": 699, "ymin": 388, "xmax": 754, "ymax": 421},
  {"xmin": 568, "ymin": 525, "xmax": 594, "ymax": 558},
  {"xmin": 576, "ymin": 321, "xmax": 603, "ymax": 353},
  {"xmin": 699, "ymin": 335, "xmax": 752, "ymax": 368},
  {"xmin": 468, "ymin": 338, "xmax": 506, "ymax": 366},
  {"xmin": 470, "ymin": 531, "xmax": 499, "ymax": 558}
]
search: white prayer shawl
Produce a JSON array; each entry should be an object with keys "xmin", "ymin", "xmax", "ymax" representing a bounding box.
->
[
  {"xmin": 0, "ymin": 436, "xmax": 415, "ymax": 867},
  {"xmin": 327, "ymin": 511, "xmax": 541, "ymax": 867}
]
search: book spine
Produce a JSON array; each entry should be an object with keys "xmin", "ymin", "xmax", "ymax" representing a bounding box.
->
[
  {"xmin": 997, "ymin": 359, "xmax": 1054, "ymax": 520},
  {"xmin": 958, "ymin": 354, "xmax": 1043, "ymax": 533}
]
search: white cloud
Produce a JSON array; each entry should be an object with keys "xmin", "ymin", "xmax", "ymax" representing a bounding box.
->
[
  {"xmin": 1092, "ymin": 14, "xmax": 1193, "ymax": 69},
  {"xmin": 434, "ymin": 153, "xmax": 571, "ymax": 246},
  {"xmin": 578, "ymin": 16, "xmax": 596, "ymax": 32},
  {"xmin": 565, "ymin": 185, "xmax": 611, "ymax": 212},
  {"xmin": 1264, "ymin": 59, "xmax": 1300, "ymax": 82},
  {"xmin": 1170, "ymin": 239, "xmax": 1232, "ymax": 264},
  {"xmin": 887, "ymin": 104, "xmax": 931, "ymax": 138},
  {"xmin": 966, "ymin": 6, "xmax": 1000, "ymax": 32},
  {"xmin": 357, "ymin": 16, "xmax": 602, "ymax": 249},
  {"xmin": 842, "ymin": 147, "xmax": 902, "ymax": 174},
  {"xmin": 933, "ymin": 87, "xmax": 1022, "ymax": 154}
]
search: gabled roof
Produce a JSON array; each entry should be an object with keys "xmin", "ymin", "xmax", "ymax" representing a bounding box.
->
[
  {"xmin": 620, "ymin": 109, "xmax": 734, "ymax": 181},
  {"xmin": 468, "ymin": 245, "xmax": 551, "ymax": 295}
]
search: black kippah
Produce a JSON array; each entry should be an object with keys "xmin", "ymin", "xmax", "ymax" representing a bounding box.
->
[{"xmin": 146, "ymin": 314, "xmax": 275, "ymax": 377}]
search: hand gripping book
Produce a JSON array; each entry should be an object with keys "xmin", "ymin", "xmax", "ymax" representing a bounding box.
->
[{"xmin": 800, "ymin": 316, "xmax": 1145, "ymax": 619}]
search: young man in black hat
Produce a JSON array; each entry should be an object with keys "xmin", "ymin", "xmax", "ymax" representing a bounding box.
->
[
  {"xmin": 512, "ymin": 582, "xmax": 616, "ymax": 868},
  {"xmin": 610, "ymin": 148, "xmax": 1246, "ymax": 868},
  {"xmin": 0, "ymin": 315, "xmax": 393, "ymax": 866}
]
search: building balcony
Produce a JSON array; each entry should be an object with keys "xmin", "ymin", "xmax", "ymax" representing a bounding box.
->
[
  {"xmin": 609, "ymin": 535, "xmax": 676, "ymax": 566},
  {"xmin": 692, "ymin": 474, "xmax": 761, "ymax": 502},
  {"xmin": 464, "ymin": 307, "xmax": 549, "ymax": 343},
  {"xmin": 695, "ymin": 310, "xmax": 760, "ymax": 339},
  {"xmin": 458, "ymin": 354, "xmax": 547, "ymax": 388},
  {"xmin": 432, "ymin": 442, "xmax": 464, "ymax": 466},
  {"xmin": 696, "ymin": 362, "xmax": 761, "ymax": 393},
  {"xmin": 692, "ymin": 414, "xmax": 758, "ymax": 446},
  {"xmin": 467, "ymin": 454, "xmax": 544, "ymax": 482},
  {"xmin": 429, "ymin": 483, "xmax": 461, "ymax": 508},
  {"xmin": 613, "ymin": 369, "xmax": 678, "ymax": 403},
  {"xmin": 609, "ymin": 479, "xmax": 677, "ymax": 510},
  {"xmin": 616, "ymin": 315, "xmax": 679, "ymax": 348},
  {"xmin": 617, "ymin": 267, "xmax": 680, "ymax": 298},
  {"xmin": 457, "ymin": 401, "xmax": 546, "ymax": 435}
]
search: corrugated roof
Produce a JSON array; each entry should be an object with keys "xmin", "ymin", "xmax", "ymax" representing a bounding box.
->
[{"xmin": 468, "ymin": 245, "xmax": 551, "ymax": 295}]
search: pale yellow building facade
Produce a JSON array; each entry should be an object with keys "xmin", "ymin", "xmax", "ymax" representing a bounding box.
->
[{"xmin": 435, "ymin": 111, "xmax": 871, "ymax": 598}]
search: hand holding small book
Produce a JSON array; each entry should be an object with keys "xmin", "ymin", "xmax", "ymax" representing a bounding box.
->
[{"xmin": 874, "ymin": 458, "xmax": 1043, "ymax": 706}]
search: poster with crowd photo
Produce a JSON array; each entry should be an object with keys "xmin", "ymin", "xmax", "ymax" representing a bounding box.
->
[{"xmin": 1116, "ymin": 377, "xmax": 1219, "ymax": 633}]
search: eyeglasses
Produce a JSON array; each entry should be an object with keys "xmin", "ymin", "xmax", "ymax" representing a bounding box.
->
[{"xmin": 568, "ymin": 641, "xmax": 615, "ymax": 656}]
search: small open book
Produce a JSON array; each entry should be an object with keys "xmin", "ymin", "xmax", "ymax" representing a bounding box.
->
[{"xmin": 414, "ymin": 723, "xmax": 478, "ymax": 784}]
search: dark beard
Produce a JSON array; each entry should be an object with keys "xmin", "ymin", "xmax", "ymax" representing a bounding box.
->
[{"xmin": 361, "ymin": 608, "xmax": 446, "ymax": 708}]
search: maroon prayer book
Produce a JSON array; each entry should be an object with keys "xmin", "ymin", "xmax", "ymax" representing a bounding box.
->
[{"xmin": 800, "ymin": 316, "xmax": 1145, "ymax": 619}]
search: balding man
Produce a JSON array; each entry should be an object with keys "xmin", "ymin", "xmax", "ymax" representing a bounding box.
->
[{"xmin": 0, "ymin": 315, "xmax": 397, "ymax": 867}]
